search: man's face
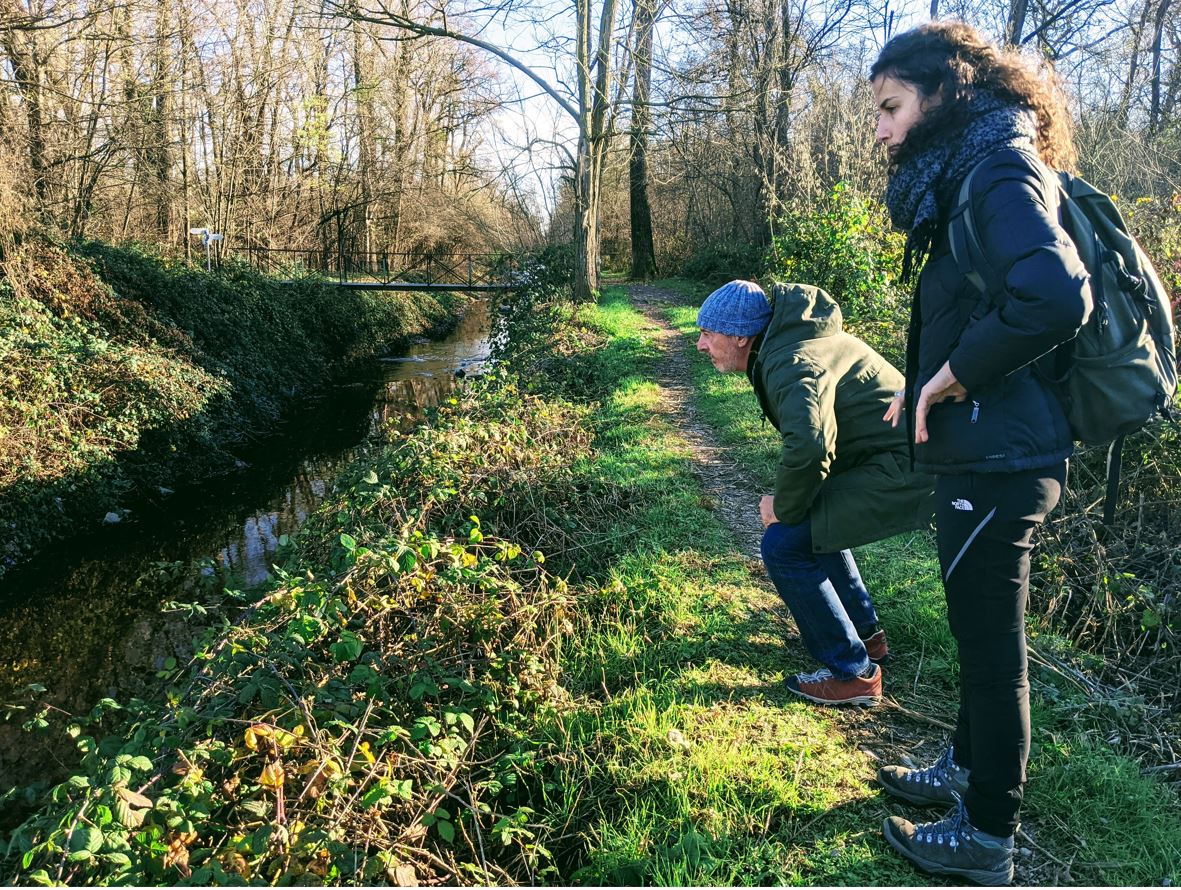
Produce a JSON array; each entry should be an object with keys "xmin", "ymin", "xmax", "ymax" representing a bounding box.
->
[{"xmin": 696, "ymin": 329, "xmax": 750, "ymax": 373}]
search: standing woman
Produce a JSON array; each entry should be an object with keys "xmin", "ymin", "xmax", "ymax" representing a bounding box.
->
[{"xmin": 870, "ymin": 22, "xmax": 1091, "ymax": 885}]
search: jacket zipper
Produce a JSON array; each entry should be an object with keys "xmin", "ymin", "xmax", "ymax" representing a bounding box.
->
[{"xmin": 971, "ymin": 401, "xmax": 980, "ymax": 423}]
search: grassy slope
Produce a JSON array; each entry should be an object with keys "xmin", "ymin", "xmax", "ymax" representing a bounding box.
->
[
  {"xmin": 635, "ymin": 280, "xmax": 1181, "ymax": 885},
  {"xmin": 0, "ymin": 236, "xmax": 460, "ymax": 574}
]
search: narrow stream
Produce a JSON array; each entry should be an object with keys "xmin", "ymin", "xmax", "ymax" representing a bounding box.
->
[{"xmin": 0, "ymin": 300, "xmax": 494, "ymax": 788}]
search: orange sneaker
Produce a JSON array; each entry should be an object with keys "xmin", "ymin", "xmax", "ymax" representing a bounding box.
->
[
  {"xmin": 785, "ymin": 663, "xmax": 882, "ymax": 706},
  {"xmin": 861, "ymin": 629, "xmax": 890, "ymax": 664}
]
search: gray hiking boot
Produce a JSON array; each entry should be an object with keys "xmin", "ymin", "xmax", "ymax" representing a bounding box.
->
[
  {"xmin": 877, "ymin": 745, "xmax": 969, "ymax": 807},
  {"xmin": 882, "ymin": 801, "xmax": 1015, "ymax": 886}
]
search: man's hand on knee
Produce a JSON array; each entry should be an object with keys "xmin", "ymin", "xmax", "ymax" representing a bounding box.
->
[{"xmin": 760, "ymin": 495, "xmax": 779, "ymax": 527}]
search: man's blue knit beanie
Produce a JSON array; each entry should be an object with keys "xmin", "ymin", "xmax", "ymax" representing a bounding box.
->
[{"xmin": 696, "ymin": 280, "xmax": 772, "ymax": 337}]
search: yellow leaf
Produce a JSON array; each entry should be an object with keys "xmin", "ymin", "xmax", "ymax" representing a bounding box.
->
[
  {"xmin": 359, "ymin": 742, "xmax": 375, "ymax": 764},
  {"xmin": 117, "ymin": 786, "xmax": 154, "ymax": 809},
  {"xmin": 307, "ymin": 849, "xmax": 331, "ymax": 878},
  {"xmin": 388, "ymin": 862, "xmax": 418, "ymax": 886},
  {"xmin": 259, "ymin": 760, "xmax": 285, "ymax": 789},
  {"xmin": 162, "ymin": 833, "xmax": 194, "ymax": 877},
  {"xmin": 219, "ymin": 850, "xmax": 250, "ymax": 879}
]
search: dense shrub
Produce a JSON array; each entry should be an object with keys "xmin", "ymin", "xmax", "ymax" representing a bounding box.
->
[
  {"xmin": 0, "ymin": 369, "xmax": 648, "ymax": 886},
  {"xmin": 679, "ymin": 242, "xmax": 765, "ymax": 288},
  {"xmin": 767, "ymin": 183, "xmax": 909, "ymax": 369},
  {"xmin": 1119, "ymin": 193, "xmax": 1181, "ymax": 311}
]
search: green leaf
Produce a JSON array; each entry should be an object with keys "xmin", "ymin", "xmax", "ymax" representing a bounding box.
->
[
  {"xmin": 459, "ymin": 713, "xmax": 475, "ymax": 733},
  {"xmin": 330, "ymin": 632, "xmax": 363, "ymax": 662},
  {"xmin": 68, "ymin": 849, "xmax": 94, "ymax": 862},
  {"xmin": 67, "ymin": 774, "xmax": 91, "ymax": 789},
  {"xmin": 102, "ymin": 852, "xmax": 132, "ymax": 867},
  {"xmin": 363, "ymin": 470, "xmax": 379, "ymax": 485},
  {"xmin": 340, "ymin": 533, "xmax": 357, "ymax": 551},
  {"xmin": 114, "ymin": 798, "xmax": 145, "ymax": 827},
  {"xmin": 360, "ymin": 785, "xmax": 392, "ymax": 809},
  {"xmin": 129, "ymin": 755, "xmax": 153, "ymax": 772},
  {"xmin": 70, "ymin": 825, "xmax": 103, "ymax": 854},
  {"xmin": 392, "ymin": 779, "xmax": 413, "ymax": 801},
  {"xmin": 436, "ymin": 819, "xmax": 455, "ymax": 843},
  {"xmin": 27, "ymin": 870, "xmax": 53, "ymax": 886}
]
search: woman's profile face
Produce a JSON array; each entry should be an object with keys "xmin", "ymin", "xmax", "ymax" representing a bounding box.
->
[{"xmin": 872, "ymin": 74, "xmax": 929, "ymax": 157}]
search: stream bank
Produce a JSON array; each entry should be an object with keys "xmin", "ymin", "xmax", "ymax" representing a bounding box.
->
[
  {"xmin": 0, "ymin": 236, "xmax": 465, "ymax": 577},
  {"xmin": 0, "ymin": 269, "xmax": 492, "ymax": 788}
]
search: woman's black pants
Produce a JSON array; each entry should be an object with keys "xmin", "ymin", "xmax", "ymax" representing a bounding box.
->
[{"xmin": 934, "ymin": 463, "xmax": 1065, "ymax": 838}]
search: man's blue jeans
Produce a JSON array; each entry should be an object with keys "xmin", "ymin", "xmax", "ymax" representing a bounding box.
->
[{"xmin": 761, "ymin": 517, "xmax": 878, "ymax": 679}]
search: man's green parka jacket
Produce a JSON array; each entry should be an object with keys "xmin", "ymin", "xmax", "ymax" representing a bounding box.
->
[{"xmin": 747, "ymin": 283, "xmax": 934, "ymax": 553}]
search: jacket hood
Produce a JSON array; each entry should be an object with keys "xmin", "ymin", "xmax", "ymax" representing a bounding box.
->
[{"xmin": 765, "ymin": 283, "xmax": 844, "ymax": 345}]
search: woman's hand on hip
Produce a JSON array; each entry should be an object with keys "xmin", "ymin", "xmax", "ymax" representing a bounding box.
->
[
  {"xmin": 914, "ymin": 361, "xmax": 967, "ymax": 444},
  {"xmin": 759, "ymin": 495, "xmax": 778, "ymax": 528}
]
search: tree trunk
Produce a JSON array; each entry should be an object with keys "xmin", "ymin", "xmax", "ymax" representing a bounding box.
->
[
  {"xmin": 351, "ymin": 14, "xmax": 375, "ymax": 259},
  {"xmin": 628, "ymin": 0, "xmax": 657, "ymax": 280},
  {"xmin": 1149, "ymin": 0, "xmax": 1173, "ymax": 131},
  {"xmin": 1005, "ymin": 0, "xmax": 1029, "ymax": 46},
  {"xmin": 150, "ymin": 0, "xmax": 175, "ymax": 242},
  {"xmin": 1, "ymin": 26, "xmax": 48, "ymax": 206},
  {"xmin": 570, "ymin": 0, "xmax": 619, "ymax": 301}
]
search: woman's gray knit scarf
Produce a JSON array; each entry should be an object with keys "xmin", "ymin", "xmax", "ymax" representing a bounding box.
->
[{"xmin": 885, "ymin": 92, "xmax": 1039, "ymax": 280}]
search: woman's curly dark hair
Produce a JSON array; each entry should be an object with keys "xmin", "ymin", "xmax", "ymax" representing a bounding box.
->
[{"xmin": 870, "ymin": 21, "xmax": 1076, "ymax": 171}]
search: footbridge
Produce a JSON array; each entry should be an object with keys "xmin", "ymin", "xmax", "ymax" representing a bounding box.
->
[{"xmin": 242, "ymin": 248, "xmax": 520, "ymax": 292}]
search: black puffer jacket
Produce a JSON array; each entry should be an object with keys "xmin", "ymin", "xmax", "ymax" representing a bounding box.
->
[{"xmin": 906, "ymin": 148, "xmax": 1093, "ymax": 475}]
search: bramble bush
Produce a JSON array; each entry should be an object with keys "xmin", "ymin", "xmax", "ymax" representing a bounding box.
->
[
  {"xmin": 679, "ymin": 242, "xmax": 765, "ymax": 289},
  {"xmin": 0, "ymin": 375, "xmax": 599, "ymax": 886},
  {"xmin": 767, "ymin": 183, "xmax": 909, "ymax": 369}
]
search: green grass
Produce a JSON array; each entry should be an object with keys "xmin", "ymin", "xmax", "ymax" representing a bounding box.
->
[
  {"xmin": 9, "ymin": 278, "xmax": 1176, "ymax": 886},
  {"xmin": 540, "ymin": 287, "xmax": 935, "ymax": 884},
  {"xmin": 644, "ymin": 277, "xmax": 1181, "ymax": 886}
]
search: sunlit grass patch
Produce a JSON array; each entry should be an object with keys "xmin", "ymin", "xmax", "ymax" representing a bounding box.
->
[
  {"xmin": 657, "ymin": 276, "xmax": 1181, "ymax": 883},
  {"xmin": 555, "ymin": 681, "xmax": 893, "ymax": 885},
  {"xmin": 1026, "ymin": 737, "xmax": 1181, "ymax": 885}
]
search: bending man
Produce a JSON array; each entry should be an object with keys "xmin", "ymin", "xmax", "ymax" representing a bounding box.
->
[{"xmin": 696, "ymin": 280, "xmax": 934, "ymax": 705}]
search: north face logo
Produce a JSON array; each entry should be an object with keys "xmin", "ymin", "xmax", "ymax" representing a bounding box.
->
[{"xmin": 951, "ymin": 498, "xmax": 974, "ymax": 511}]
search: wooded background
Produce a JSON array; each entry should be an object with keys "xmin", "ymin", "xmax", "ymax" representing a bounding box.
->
[{"xmin": 4, "ymin": 0, "xmax": 1181, "ymax": 294}]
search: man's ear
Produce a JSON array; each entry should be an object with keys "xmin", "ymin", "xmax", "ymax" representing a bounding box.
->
[{"xmin": 736, "ymin": 334, "xmax": 752, "ymax": 348}]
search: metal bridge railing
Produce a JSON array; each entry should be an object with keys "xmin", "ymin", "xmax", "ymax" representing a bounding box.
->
[{"xmin": 239, "ymin": 247, "xmax": 520, "ymax": 290}]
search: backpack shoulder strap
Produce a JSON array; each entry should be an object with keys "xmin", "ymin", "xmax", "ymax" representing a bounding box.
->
[
  {"xmin": 947, "ymin": 159, "xmax": 994, "ymax": 297},
  {"xmin": 947, "ymin": 150, "xmax": 1062, "ymax": 302}
]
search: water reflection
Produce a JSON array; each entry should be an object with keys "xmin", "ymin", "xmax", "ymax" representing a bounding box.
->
[{"xmin": 0, "ymin": 299, "xmax": 492, "ymax": 788}]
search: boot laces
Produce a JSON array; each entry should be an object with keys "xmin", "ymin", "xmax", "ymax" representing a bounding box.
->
[
  {"xmin": 915, "ymin": 801, "xmax": 972, "ymax": 849},
  {"xmin": 797, "ymin": 667, "xmax": 834, "ymax": 684},
  {"xmin": 904, "ymin": 745, "xmax": 958, "ymax": 788}
]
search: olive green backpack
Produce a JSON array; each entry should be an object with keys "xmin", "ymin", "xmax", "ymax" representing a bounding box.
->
[{"xmin": 949, "ymin": 153, "xmax": 1178, "ymax": 522}]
